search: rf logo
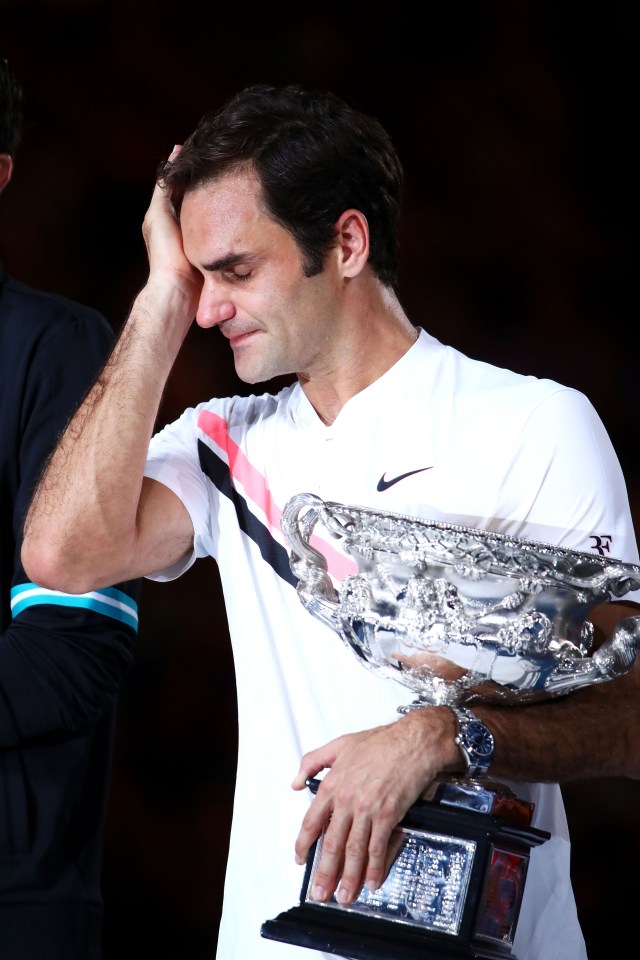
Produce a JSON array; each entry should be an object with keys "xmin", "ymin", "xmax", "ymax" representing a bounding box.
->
[{"xmin": 590, "ymin": 534, "xmax": 613, "ymax": 556}]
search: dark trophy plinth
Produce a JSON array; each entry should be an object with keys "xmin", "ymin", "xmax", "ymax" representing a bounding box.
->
[
  {"xmin": 262, "ymin": 493, "xmax": 640, "ymax": 958},
  {"xmin": 261, "ymin": 778, "xmax": 549, "ymax": 959}
]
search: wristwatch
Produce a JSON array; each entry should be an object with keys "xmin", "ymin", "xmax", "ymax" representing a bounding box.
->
[{"xmin": 450, "ymin": 706, "xmax": 495, "ymax": 778}]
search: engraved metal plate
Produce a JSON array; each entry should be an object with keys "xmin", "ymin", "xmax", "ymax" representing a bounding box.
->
[{"xmin": 305, "ymin": 827, "xmax": 477, "ymax": 936}]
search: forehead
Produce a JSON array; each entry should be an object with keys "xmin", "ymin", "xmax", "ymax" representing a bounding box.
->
[{"xmin": 180, "ymin": 167, "xmax": 285, "ymax": 259}]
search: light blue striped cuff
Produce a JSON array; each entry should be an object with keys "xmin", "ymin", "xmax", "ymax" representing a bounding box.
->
[{"xmin": 11, "ymin": 582, "xmax": 139, "ymax": 632}]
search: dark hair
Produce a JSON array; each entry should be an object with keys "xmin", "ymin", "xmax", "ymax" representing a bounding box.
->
[
  {"xmin": 0, "ymin": 56, "xmax": 24, "ymax": 156},
  {"xmin": 160, "ymin": 84, "xmax": 403, "ymax": 288}
]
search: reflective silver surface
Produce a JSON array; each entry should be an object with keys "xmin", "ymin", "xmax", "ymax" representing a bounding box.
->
[
  {"xmin": 306, "ymin": 828, "xmax": 477, "ymax": 935},
  {"xmin": 282, "ymin": 493, "xmax": 640, "ymax": 708}
]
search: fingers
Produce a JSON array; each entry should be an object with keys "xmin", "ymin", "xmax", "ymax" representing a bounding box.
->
[
  {"xmin": 141, "ymin": 145, "xmax": 202, "ymax": 302},
  {"xmin": 303, "ymin": 798, "xmax": 399, "ymax": 904},
  {"xmin": 291, "ymin": 740, "xmax": 339, "ymax": 792},
  {"xmin": 294, "ymin": 767, "xmax": 403, "ymax": 905},
  {"xmin": 156, "ymin": 144, "xmax": 182, "ymax": 201},
  {"xmin": 146, "ymin": 143, "xmax": 182, "ymax": 229},
  {"xmin": 292, "ymin": 712, "xmax": 454, "ymax": 906},
  {"xmin": 310, "ymin": 810, "xmax": 355, "ymax": 904},
  {"xmin": 293, "ymin": 774, "xmax": 332, "ymax": 865},
  {"xmin": 335, "ymin": 813, "xmax": 374, "ymax": 903},
  {"xmin": 138, "ymin": 141, "xmax": 201, "ymax": 333},
  {"xmin": 298, "ymin": 781, "xmax": 371, "ymax": 905},
  {"xmin": 381, "ymin": 825, "xmax": 405, "ymax": 886},
  {"xmin": 156, "ymin": 144, "xmax": 182, "ymax": 191},
  {"xmin": 362, "ymin": 817, "xmax": 395, "ymax": 895}
]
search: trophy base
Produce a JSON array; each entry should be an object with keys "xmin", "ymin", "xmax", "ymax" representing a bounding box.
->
[
  {"xmin": 261, "ymin": 906, "xmax": 519, "ymax": 958},
  {"xmin": 261, "ymin": 780, "xmax": 549, "ymax": 960}
]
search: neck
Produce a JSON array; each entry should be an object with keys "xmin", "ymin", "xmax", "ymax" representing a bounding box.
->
[{"xmin": 300, "ymin": 293, "xmax": 419, "ymax": 424}]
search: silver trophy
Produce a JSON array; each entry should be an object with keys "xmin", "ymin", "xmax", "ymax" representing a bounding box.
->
[{"xmin": 261, "ymin": 492, "xmax": 640, "ymax": 960}]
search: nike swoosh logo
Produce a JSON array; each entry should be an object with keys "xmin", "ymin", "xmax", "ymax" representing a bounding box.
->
[{"xmin": 376, "ymin": 467, "xmax": 433, "ymax": 491}]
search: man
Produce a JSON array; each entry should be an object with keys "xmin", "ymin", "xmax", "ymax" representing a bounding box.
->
[
  {"xmin": 0, "ymin": 56, "xmax": 140, "ymax": 959},
  {"xmin": 21, "ymin": 83, "xmax": 640, "ymax": 960}
]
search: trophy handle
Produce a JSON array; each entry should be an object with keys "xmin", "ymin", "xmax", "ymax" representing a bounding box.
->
[
  {"xmin": 545, "ymin": 613, "xmax": 640, "ymax": 694},
  {"xmin": 593, "ymin": 613, "xmax": 640, "ymax": 674},
  {"xmin": 281, "ymin": 492, "xmax": 342, "ymax": 632}
]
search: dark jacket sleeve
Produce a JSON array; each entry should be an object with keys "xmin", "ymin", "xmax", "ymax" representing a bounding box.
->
[
  {"xmin": 0, "ymin": 567, "xmax": 138, "ymax": 747},
  {"xmin": 0, "ymin": 290, "xmax": 139, "ymax": 747}
]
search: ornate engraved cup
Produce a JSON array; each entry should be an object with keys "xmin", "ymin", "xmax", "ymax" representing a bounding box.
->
[
  {"xmin": 261, "ymin": 492, "xmax": 640, "ymax": 960},
  {"xmin": 281, "ymin": 493, "xmax": 640, "ymax": 710}
]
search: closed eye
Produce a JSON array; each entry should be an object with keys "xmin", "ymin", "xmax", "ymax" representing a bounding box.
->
[
  {"xmin": 202, "ymin": 251, "xmax": 259, "ymax": 280},
  {"xmin": 224, "ymin": 269, "xmax": 253, "ymax": 283}
]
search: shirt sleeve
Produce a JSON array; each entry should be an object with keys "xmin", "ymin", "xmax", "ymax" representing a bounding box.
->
[
  {"xmin": 496, "ymin": 387, "xmax": 640, "ymax": 564},
  {"xmin": 0, "ymin": 306, "xmax": 140, "ymax": 747},
  {"xmin": 143, "ymin": 404, "xmax": 218, "ymax": 580}
]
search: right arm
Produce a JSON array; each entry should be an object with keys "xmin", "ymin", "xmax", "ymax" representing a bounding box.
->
[{"xmin": 22, "ymin": 163, "xmax": 202, "ymax": 592}]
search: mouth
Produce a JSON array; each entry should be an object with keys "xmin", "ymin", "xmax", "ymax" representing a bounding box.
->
[{"xmin": 220, "ymin": 324, "xmax": 259, "ymax": 349}]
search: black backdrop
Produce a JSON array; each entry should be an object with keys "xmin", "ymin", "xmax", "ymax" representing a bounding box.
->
[{"xmin": 2, "ymin": 2, "xmax": 637, "ymax": 958}]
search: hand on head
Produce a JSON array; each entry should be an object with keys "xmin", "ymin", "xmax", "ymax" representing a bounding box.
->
[{"xmin": 141, "ymin": 142, "xmax": 202, "ymax": 315}]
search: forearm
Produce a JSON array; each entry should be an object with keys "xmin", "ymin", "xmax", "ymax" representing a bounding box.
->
[
  {"xmin": 475, "ymin": 665, "xmax": 640, "ymax": 783},
  {"xmin": 22, "ymin": 281, "xmax": 192, "ymax": 592},
  {"xmin": 472, "ymin": 603, "xmax": 640, "ymax": 784}
]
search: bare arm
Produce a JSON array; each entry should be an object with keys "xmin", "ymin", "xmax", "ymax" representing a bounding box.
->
[
  {"xmin": 22, "ymin": 157, "xmax": 203, "ymax": 591},
  {"xmin": 292, "ymin": 599, "xmax": 640, "ymax": 905},
  {"xmin": 481, "ymin": 600, "xmax": 640, "ymax": 782}
]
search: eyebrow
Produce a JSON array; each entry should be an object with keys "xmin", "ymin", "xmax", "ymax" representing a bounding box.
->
[{"xmin": 201, "ymin": 251, "xmax": 258, "ymax": 272}]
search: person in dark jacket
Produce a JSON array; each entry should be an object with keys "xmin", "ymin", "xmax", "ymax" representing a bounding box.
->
[{"xmin": 0, "ymin": 55, "xmax": 139, "ymax": 959}]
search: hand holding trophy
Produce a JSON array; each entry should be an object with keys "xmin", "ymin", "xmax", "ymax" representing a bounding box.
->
[{"xmin": 262, "ymin": 492, "xmax": 640, "ymax": 960}]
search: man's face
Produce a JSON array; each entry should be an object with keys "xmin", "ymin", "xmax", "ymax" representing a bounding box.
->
[{"xmin": 180, "ymin": 167, "xmax": 343, "ymax": 385}]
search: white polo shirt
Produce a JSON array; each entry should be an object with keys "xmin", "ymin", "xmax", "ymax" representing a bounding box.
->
[{"xmin": 144, "ymin": 329, "xmax": 638, "ymax": 960}]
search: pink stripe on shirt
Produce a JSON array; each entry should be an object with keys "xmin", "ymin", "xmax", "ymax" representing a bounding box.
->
[{"xmin": 198, "ymin": 409, "xmax": 356, "ymax": 581}]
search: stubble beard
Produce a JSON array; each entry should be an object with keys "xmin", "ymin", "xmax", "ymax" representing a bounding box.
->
[{"xmin": 232, "ymin": 338, "xmax": 295, "ymax": 386}]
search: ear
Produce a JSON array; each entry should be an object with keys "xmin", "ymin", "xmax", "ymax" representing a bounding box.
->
[
  {"xmin": 334, "ymin": 208, "xmax": 369, "ymax": 278},
  {"xmin": 0, "ymin": 153, "xmax": 14, "ymax": 193}
]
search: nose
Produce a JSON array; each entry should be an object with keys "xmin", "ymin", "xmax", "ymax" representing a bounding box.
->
[{"xmin": 196, "ymin": 293, "xmax": 236, "ymax": 329}]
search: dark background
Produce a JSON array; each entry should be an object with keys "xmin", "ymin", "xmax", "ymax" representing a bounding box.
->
[{"xmin": 1, "ymin": 1, "xmax": 637, "ymax": 957}]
